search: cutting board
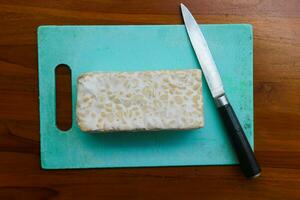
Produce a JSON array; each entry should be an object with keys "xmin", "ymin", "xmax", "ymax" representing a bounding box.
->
[{"xmin": 38, "ymin": 24, "xmax": 253, "ymax": 169}]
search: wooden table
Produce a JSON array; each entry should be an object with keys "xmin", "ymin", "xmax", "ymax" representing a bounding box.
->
[{"xmin": 0, "ymin": 0, "xmax": 299, "ymax": 199}]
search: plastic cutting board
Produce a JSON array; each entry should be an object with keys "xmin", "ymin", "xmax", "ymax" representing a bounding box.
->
[{"xmin": 38, "ymin": 24, "xmax": 253, "ymax": 169}]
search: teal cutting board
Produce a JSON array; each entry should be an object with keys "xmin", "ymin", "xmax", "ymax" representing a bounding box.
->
[{"xmin": 38, "ymin": 24, "xmax": 253, "ymax": 169}]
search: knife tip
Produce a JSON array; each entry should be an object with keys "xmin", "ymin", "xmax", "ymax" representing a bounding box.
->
[{"xmin": 180, "ymin": 3, "xmax": 188, "ymax": 12}]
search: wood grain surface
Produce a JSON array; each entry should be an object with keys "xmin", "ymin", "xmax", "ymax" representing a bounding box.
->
[{"xmin": 0, "ymin": 0, "xmax": 299, "ymax": 199}]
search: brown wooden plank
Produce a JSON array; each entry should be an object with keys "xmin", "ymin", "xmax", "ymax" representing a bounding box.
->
[{"xmin": 0, "ymin": 0, "xmax": 299, "ymax": 199}]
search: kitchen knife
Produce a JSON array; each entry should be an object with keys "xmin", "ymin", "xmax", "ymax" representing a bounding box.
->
[{"xmin": 180, "ymin": 3, "xmax": 261, "ymax": 179}]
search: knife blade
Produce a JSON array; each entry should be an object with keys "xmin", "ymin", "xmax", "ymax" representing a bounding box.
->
[{"xmin": 180, "ymin": 3, "xmax": 261, "ymax": 179}]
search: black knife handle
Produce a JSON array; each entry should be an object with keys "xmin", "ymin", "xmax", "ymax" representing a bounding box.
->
[{"xmin": 215, "ymin": 95, "xmax": 261, "ymax": 179}]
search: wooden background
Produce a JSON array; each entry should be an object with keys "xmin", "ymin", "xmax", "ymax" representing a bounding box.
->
[{"xmin": 0, "ymin": 0, "xmax": 299, "ymax": 199}]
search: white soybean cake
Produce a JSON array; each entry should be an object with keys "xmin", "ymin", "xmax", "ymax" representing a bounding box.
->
[{"xmin": 76, "ymin": 69, "xmax": 204, "ymax": 132}]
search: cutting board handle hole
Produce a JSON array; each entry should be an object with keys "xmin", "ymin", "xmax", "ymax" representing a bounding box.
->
[{"xmin": 55, "ymin": 64, "xmax": 72, "ymax": 131}]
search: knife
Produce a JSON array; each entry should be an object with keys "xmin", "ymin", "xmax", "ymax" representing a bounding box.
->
[{"xmin": 180, "ymin": 3, "xmax": 261, "ymax": 179}]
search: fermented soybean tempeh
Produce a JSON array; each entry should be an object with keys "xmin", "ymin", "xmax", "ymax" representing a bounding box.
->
[{"xmin": 76, "ymin": 69, "xmax": 204, "ymax": 132}]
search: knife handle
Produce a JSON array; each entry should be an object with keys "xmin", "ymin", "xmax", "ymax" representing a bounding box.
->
[{"xmin": 215, "ymin": 95, "xmax": 261, "ymax": 179}]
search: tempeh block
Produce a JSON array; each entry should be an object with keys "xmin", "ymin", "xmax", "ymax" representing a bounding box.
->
[{"xmin": 76, "ymin": 69, "xmax": 204, "ymax": 132}]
